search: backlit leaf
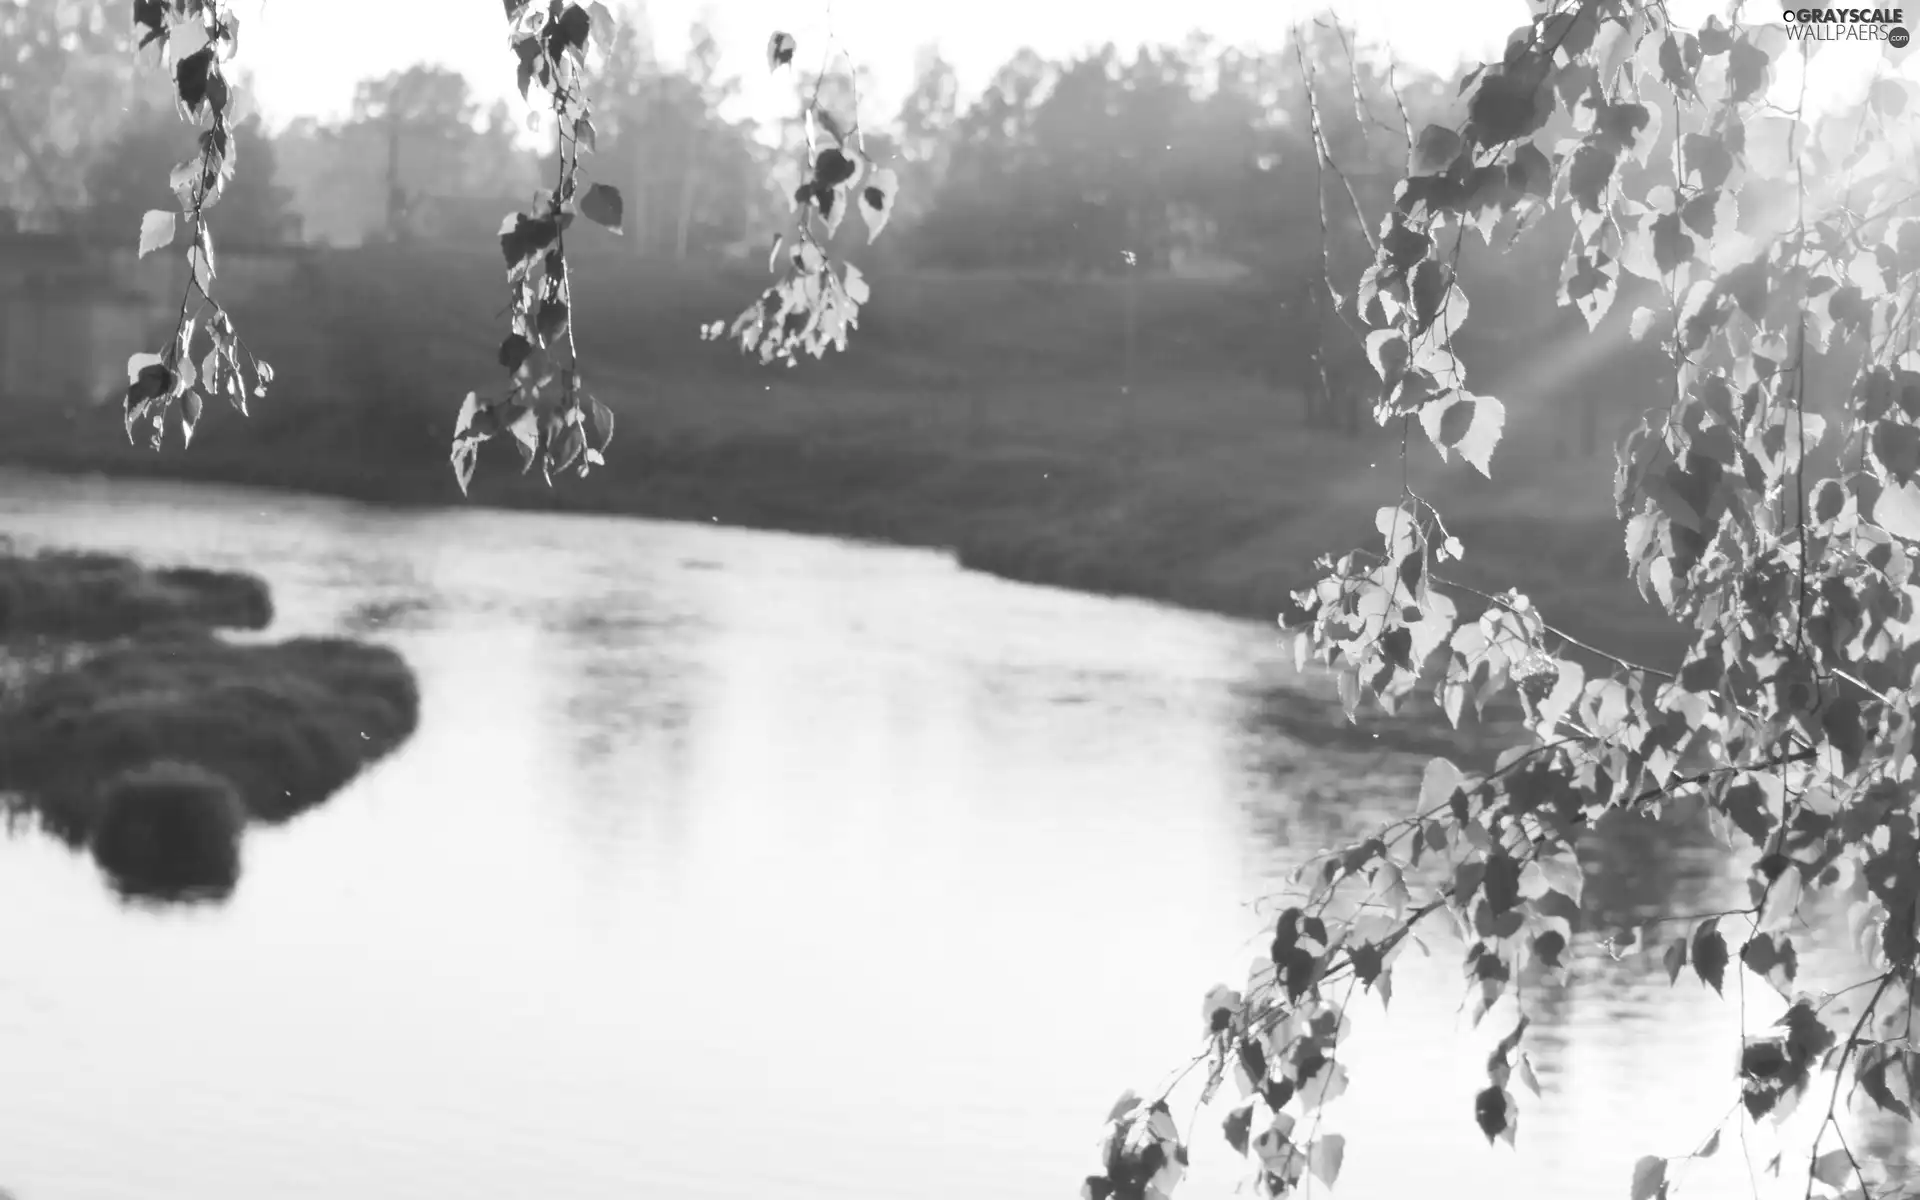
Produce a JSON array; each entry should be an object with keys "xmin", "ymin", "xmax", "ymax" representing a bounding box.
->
[
  {"xmin": 1516, "ymin": 1053, "xmax": 1541, "ymax": 1097},
  {"xmin": 498, "ymin": 334, "xmax": 533, "ymax": 373},
  {"xmin": 1811, "ymin": 1149, "xmax": 1850, "ymax": 1189},
  {"xmin": 1223, "ymin": 1101, "xmax": 1254, "ymax": 1156},
  {"xmin": 1450, "ymin": 393, "xmax": 1506, "ymax": 478},
  {"xmin": 1727, "ymin": 33, "xmax": 1772, "ymax": 104},
  {"xmin": 1366, "ymin": 330, "xmax": 1410, "ymax": 384},
  {"xmin": 589, "ymin": 398, "xmax": 615, "ymax": 453},
  {"xmin": 859, "ymin": 167, "xmax": 900, "ymax": 242},
  {"xmin": 1692, "ymin": 923, "xmax": 1728, "ymax": 995},
  {"xmin": 536, "ymin": 300, "xmax": 570, "ymax": 347},
  {"xmin": 1410, "ymin": 259, "xmax": 1450, "ymax": 335},
  {"xmin": 451, "ymin": 440, "xmax": 480, "ymax": 496},
  {"xmin": 1509, "ymin": 141, "xmax": 1552, "ymax": 198},
  {"xmin": 1420, "ymin": 757, "xmax": 1463, "ymax": 811},
  {"xmin": 1755, "ymin": 863, "xmax": 1803, "ymax": 935},
  {"xmin": 553, "ymin": 3, "xmax": 590, "ymax": 49},
  {"xmin": 1662, "ymin": 937, "xmax": 1686, "ymax": 984},
  {"xmin": 1567, "ymin": 141, "xmax": 1617, "ymax": 213},
  {"xmin": 1630, "ymin": 1155, "xmax": 1667, "ymax": 1200},
  {"xmin": 1201, "ymin": 983, "xmax": 1241, "ymax": 1035},
  {"xmin": 1470, "ymin": 71, "xmax": 1549, "ymax": 144},
  {"xmin": 1308, "ymin": 1134, "xmax": 1346, "ymax": 1187},
  {"xmin": 814, "ymin": 147, "xmax": 861, "ymax": 189},
  {"xmin": 138, "ymin": 210, "xmax": 176, "ymax": 258},
  {"xmin": 1874, "ymin": 481, "xmax": 1920, "ymax": 542},
  {"xmin": 1682, "ymin": 132, "xmax": 1733, "ymax": 190},
  {"xmin": 1473, "ymin": 1085, "xmax": 1512, "ymax": 1144},
  {"xmin": 178, "ymin": 388, "xmax": 202, "ymax": 448},
  {"xmin": 1297, "ymin": 1060, "xmax": 1348, "ymax": 1110},
  {"xmin": 767, "ymin": 31, "xmax": 797, "ymax": 70},
  {"xmin": 1413, "ymin": 124, "xmax": 1463, "ymax": 174},
  {"xmin": 580, "ymin": 183, "xmax": 624, "ymax": 233},
  {"xmin": 1859, "ymin": 1050, "xmax": 1911, "ymax": 1119},
  {"xmin": 588, "ymin": 1, "xmax": 615, "ymax": 44}
]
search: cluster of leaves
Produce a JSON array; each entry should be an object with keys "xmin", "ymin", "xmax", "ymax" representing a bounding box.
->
[
  {"xmin": 121, "ymin": 4, "xmax": 906, "ymax": 486},
  {"xmin": 122, "ymin": 0, "xmax": 274, "ymax": 451},
  {"xmin": 448, "ymin": 0, "xmax": 623, "ymax": 494},
  {"xmin": 1088, "ymin": 3, "xmax": 1920, "ymax": 1199},
  {"xmin": 699, "ymin": 31, "xmax": 900, "ymax": 367}
]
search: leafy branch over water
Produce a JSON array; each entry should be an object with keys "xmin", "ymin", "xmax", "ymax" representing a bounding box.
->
[
  {"xmin": 117, "ymin": 2, "xmax": 900, "ymax": 490},
  {"xmin": 123, "ymin": 0, "xmax": 275, "ymax": 451},
  {"xmin": 1088, "ymin": 5, "xmax": 1920, "ymax": 1198}
]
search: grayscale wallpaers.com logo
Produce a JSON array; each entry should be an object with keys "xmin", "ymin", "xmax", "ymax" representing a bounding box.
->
[{"xmin": 1779, "ymin": 7, "xmax": 1909, "ymax": 41}]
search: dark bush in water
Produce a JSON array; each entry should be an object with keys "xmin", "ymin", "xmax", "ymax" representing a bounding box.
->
[
  {"xmin": 89, "ymin": 760, "xmax": 246, "ymax": 904},
  {"xmin": 0, "ymin": 550, "xmax": 271, "ymax": 640},
  {"xmin": 0, "ymin": 629, "xmax": 420, "ymax": 837}
]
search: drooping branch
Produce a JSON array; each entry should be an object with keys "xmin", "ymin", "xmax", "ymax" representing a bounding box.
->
[{"xmin": 1093, "ymin": 5, "xmax": 1920, "ymax": 1197}]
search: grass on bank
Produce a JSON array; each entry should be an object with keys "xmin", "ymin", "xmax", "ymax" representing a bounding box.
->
[
  {"xmin": 0, "ymin": 628, "xmax": 420, "ymax": 843},
  {"xmin": 0, "ymin": 546, "xmax": 272, "ymax": 640},
  {"xmin": 0, "ymin": 248, "xmax": 1686, "ymax": 667},
  {"xmin": 87, "ymin": 760, "xmax": 247, "ymax": 904}
]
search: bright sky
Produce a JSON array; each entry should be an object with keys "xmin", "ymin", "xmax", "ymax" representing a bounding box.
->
[{"xmin": 230, "ymin": 0, "xmax": 1904, "ymax": 134}]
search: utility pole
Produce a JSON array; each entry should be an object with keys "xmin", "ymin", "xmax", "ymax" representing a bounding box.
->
[
  {"xmin": 383, "ymin": 114, "xmax": 408, "ymax": 242},
  {"xmin": 1122, "ymin": 206, "xmax": 1140, "ymax": 465}
]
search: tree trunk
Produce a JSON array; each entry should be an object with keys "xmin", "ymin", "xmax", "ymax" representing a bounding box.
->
[
  {"xmin": 675, "ymin": 165, "xmax": 698, "ymax": 262},
  {"xmin": 1122, "ymin": 206, "xmax": 1140, "ymax": 464},
  {"xmin": 384, "ymin": 119, "xmax": 405, "ymax": 242},
  {"xmin": 630, "ymin": 154, "xmax": 650, "ymax": 255},
  {"xmin": 673, "ymin": 124, "xmax": 700, "ymax": 262}
]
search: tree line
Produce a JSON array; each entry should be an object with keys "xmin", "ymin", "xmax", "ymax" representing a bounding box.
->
[{"xmin": 3, "ymin": 3, "xmax": 1479, "ymax": 279}]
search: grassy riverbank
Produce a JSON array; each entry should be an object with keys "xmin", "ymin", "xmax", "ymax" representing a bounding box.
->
[
  {"xmin": 3, "ymin": 629, "xmax": 419, "ymax": 839},
  {"xmin": 1, "ymin": 248, "xmax": 1684, "ymax": 665},
  {"xmin": 0, "ymin": 545, "xmax": 272, "ymax": 640},
  {"xmin": 0, "ymin": 547, "xmax": 420, "ymax": 903}
]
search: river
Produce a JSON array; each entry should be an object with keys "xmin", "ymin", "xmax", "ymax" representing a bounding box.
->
[{"xmin": 0, "ymin": 472, "xmax": 1906, "ymax": 1199}]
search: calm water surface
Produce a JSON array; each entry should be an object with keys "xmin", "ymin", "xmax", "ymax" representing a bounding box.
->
[{"xmin": 0, "ymin": 472, "xmax": 1903, "ymax": 1199}]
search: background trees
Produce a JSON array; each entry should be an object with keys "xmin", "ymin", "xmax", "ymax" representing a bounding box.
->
[
  {"xmin": 267, "ymin": 65, "xmax": 539, "ymax": 246},
  {"xmin": 83, "ymin": 109, "xmax": 298, "ymax": 245},
  {"xmin": 584, "ymin": 18, "xmax": 773, "ymax": 260},
  {"xmin": 0, "ymin": 0, "xmax": 143, "ymax": 228}
]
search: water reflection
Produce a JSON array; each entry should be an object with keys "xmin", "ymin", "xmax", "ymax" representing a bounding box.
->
[
  {"xmin": 339, "ymin": 594, "xmax": 435, "ymax": 636},
  {"xmin": 0, "ymin": 470, "xmax": 1912, "ymax": 1200},
  {"xmin": 1209, "ymin": 685, "xmax": 1918, "ymax": 1197},
  {"xmin": 1858, "ymin": 1114, "xmax": 1920, "ymax": 1193},
  {"xmin": 1222, "ymin": 663, "xmax": 1523, "ymax": 863},
  {"xmin": 535, "ymin": 584, "xmax": 715, "ymax": 886}
]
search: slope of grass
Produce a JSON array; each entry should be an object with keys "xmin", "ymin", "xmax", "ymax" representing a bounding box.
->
[
  {"xmin": 1, "ymin": 247, "xmax": 1684, "ymax": 667},
  {"xmin": 0, "ymin": 547, "xmax": 272, "ymax": 640},
  {"xmin": 0, "ymin": 628, "xmax": 419, "ymax": 843}
]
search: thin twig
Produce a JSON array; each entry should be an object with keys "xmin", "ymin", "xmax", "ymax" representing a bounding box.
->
[{"xmin": 1803, "ymin": 972, "xmax": 1894, "ymax": 1200}]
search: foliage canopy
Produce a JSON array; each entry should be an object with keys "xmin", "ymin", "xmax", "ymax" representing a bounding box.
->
[{"xmin": 1089, "ymin": 6, "xmax": 1920, "ymax": 1199}]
